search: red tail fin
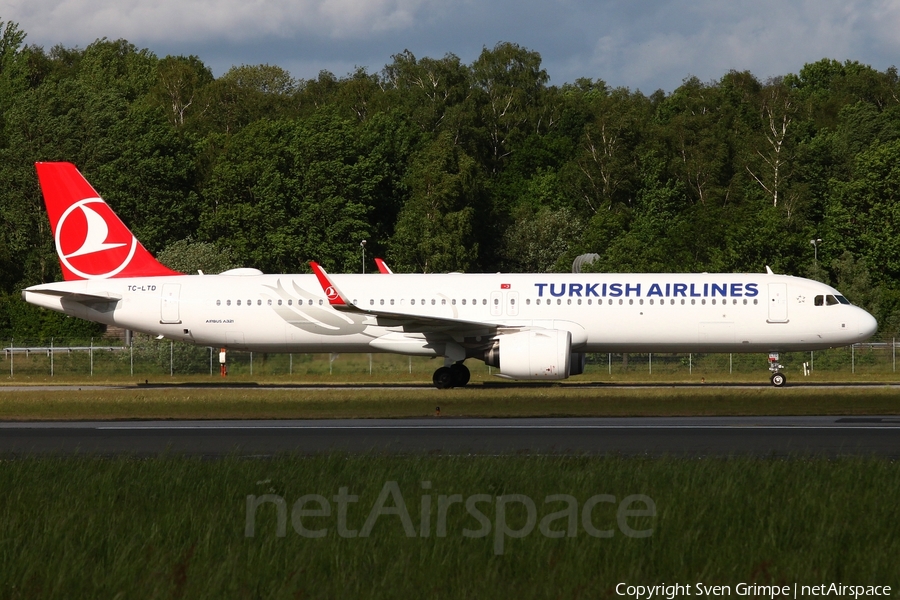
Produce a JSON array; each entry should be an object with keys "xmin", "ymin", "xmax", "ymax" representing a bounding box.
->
[{"xmin": 35, "ymin": 162, "xmax": 182, "ymax": 280}]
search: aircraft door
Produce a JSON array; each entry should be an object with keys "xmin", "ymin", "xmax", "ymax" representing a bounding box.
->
[
  {"xmin": 507, "ymin": 292, "xmax": 519, "ymax": 316},
  {"xmin": 160, "ymin": 283, "xmax": 182, "ymax": 324},
  {"xmin": 767, "ymin": 283, "xmax": 788, "ymax": 322},
  {"xmin": 490, "ymin": 291, "xmax": 502, "ymax": 316}
]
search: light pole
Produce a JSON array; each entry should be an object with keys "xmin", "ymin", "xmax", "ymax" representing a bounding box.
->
[
  {"xmin": 810, "ymin": 238, "xmax": 822, "ymax": 265},
  {"xmin": 360, "ymin": 240, "xmax": 367, "ymax": 274}
]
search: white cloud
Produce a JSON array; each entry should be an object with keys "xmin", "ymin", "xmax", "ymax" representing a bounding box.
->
[
  {"xmin": 3, "ymin": 0, "xmax": 898, "ymax": 90},
  {"xmin": 4, "ymin": 0, "xmax": 437, "ymax": 45}
]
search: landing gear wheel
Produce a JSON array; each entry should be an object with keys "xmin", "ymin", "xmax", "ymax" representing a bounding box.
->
[
  {"xmin": 450, "ymin": 363, "xmax": 470, "ymax": 387},
  {"xmin": 770, "ymin": 373, "xmax": 786, "ymax": 387},
  {"xmin": 433, "ymin": 367, "xmax": 454, "ymax": 389}
]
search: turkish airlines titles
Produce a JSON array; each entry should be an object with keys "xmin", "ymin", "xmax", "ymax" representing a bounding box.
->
[{"xmin": 533, "ymin": 282, "xmax": 760, "ymax": 299}]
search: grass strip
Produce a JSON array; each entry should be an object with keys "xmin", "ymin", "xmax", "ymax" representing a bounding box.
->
[
  {"xmin": 0, "ymin": 455, "xmax": 897, "ymax": 598},
  {"xmin": 0, "ymin": 386, "xmax": 899, "ymax": 420}
]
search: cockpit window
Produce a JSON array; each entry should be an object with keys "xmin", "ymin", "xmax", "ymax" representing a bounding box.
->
[
  {"xmin": 814, "ymin": 295, "xmax": 824, "ymax": 306},
  {"xmin": 825, "ymin": 295, "xmax": 839, "ymax": 306},
  {"xmin": 835, "ymin": 295, "xmax": 851, "ymax": 305}
]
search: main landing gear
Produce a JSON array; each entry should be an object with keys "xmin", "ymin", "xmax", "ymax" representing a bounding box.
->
[
  {"xmin": 768, "ymin": 353, "xmax": 786, "ymax": 387},
  {"xmin": 433, "ymin": 362, "xmax": 470, "ymax": 389}
]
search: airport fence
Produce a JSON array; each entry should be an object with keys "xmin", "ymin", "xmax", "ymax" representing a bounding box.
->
[{"xmin": 2, "ymin": 334, "xmax": 898, "ymax": 381}]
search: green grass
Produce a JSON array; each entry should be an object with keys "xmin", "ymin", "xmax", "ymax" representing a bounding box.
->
[
  {"xmin": 1, "ymin": 455, "xmax": 898, "ymax": 599},
  {"xmin": 0, "ymin": 386, "xmax": 899, "ymax": 420}
]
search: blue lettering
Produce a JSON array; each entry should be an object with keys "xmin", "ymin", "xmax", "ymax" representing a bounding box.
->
[
  {"xmin": 711, "ymin": 283, "xmax": 727, "ymax": 297},
  {"xmin": 569, "ymin": 283, "xmax": 584, "ymax": 297},
  {"xmin": 665, "ymin": 283, "xmax": 671, "ymax": 297},
  {"xmin": 730, "ymin": 283, "xmax": 743, "ymax": 297},
  {"xmin": 745, "ymin": 283, "xmax": 759, "ymax": 297},
  {"xmin": 550, "ymin": 283, "xmax": 566, "ymax": 297},
  {"xmin": 703, "ymin": 283, "xmax": 709, "ymax": 297},
  {"xmin": 647, "ymin": 283, "xmax": 663, "ymax": 297},
  {"xmin": 585, "ymin": 283, "xmax": 599, "ymax": 297},
  {"xmin": 625, "ymin": 283, "xmax": 641, "ymax": 297},
  {"xmin": 673, "ymin": 283, "xmax": 687, "ymax": 297},
  {"xmin": 535, "ymin": 283, "xmax": 548, "ymax": 297},
  {"xmin": 602, "ymin": 283, "xmax": 607, "ymax": 297},
  {"xmin": 690, "ymin": 284, "xmax": 702, "ymax": 297},
  {"xmin": 609, "ymin": 283, "xmax": 623, "ymax": 297}
]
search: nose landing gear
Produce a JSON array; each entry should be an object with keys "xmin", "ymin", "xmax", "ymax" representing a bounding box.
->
[
  {"xmin": 768, "ymin": 353, "xmax": 786, "ymax": 387},
  {"xmin": 432, "ymin": 362, "xmax": 470, "ymax": 389}
]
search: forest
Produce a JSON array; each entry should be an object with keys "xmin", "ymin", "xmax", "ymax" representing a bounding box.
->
[{"xmin": 1, "ymin": 18, "xmax": 899, "ymax": 339}]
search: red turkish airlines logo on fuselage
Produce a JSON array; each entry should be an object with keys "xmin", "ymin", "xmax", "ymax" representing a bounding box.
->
[{"xmin": 55, "ymin": 198, "xmax": 138, "ymax": 279}]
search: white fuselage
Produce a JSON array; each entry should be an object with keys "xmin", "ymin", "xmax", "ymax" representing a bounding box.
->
[{"xmin": 24, "ymin": 271, "xmax": 878, "ymax": 356}]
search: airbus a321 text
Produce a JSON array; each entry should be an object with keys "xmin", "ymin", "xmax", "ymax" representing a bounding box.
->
[{"xmin": 23, "ymin": 162, "xmax": 878, "ymax": 388}]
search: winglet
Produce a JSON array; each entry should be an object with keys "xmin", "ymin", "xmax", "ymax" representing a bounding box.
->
[
  {"xmin": 309, "ymin": 261, "xmax": 350, "ymax": 306},
  {"xmin": 765, "ymin": 266, "xmax": 775, "ymax": 275},
  {"xmin": 374, "ymin": 258, "xmax": 393, "ymax": 274}
]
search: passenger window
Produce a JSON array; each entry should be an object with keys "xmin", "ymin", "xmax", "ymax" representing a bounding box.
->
[
  {"xmin": 511, "ymin": 299, "xmax": 516, "ymax": 305},
  {"xmin": 226, "ymin": 300, "xmax": 231, "ymax": 306},
  {"xmin": 452, "ymin": 299, "xmax": 456, "ymax": 305},
  {"xmin": 278, "ymin": 299, "xmax": 282, "ymax": 306},
  {"xmin": 380, "ymin": 299, "xmax": 384, "ymax": 305},
  {"xmin": 237, "ymin": 300, "xmax": 241, "ymax": 306},
  {"xmin": 493, "ymin": 299, "xmax": 499, "ymax": 305},
  {"xmin": 216, "ymin": 300, "xmax": 221, "ymax": 306},
  {"xmin": 442, "ymin": 299, "xmax": 447, "ymax": 305},
  {"xmin": 258, "ymin": 299, "xmax": 262, "ymax": 306},
  {"xmin": 557, "ymin": 299, "xmax": 562, "ymax": 305},
  {"xmin": 411, "ymin": 299, "xmax": 416, "ymax": 305},
  {"xmin": 432, "ymin": 299, "xmax": 436, "ymax": 305},
  {"xmin": 288, "ymin": 299, "xmax": 292, "ymax": 306},
  {"xmin": 390, "ymin": 299, "xmax": 395, "ymax": 305},
  {"xmin": 482, "ymin": 299, "xmax": 487, "ymax": 305},
  {"xmin": 267, "ymin": 299, "xmax": 272, "ymax": 306}
]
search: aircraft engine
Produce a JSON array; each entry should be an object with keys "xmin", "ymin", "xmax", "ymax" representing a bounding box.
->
[{"xmin": 484, "ymin": 329, "xmax": 572, "ymax": 380}]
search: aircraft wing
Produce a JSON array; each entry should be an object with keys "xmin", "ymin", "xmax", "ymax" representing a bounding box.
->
[{"xmin": 309, "ymin": 262, "xmax": 509, "ymax": 336}]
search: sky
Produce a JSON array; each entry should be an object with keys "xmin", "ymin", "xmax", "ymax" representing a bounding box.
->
[{"xmin": 3, "ymin": 0, "xmax": 900, "ymax": 93}]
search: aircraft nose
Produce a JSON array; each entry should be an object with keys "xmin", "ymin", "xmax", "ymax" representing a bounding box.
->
[{"xmin": 858, "ymin": 310, "xmax": 878, "ymax": 339}]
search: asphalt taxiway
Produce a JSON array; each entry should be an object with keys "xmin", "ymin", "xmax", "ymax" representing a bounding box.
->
[{"xmin": 1, "ymin": 416, "xmax": 898, "ymax": 457}]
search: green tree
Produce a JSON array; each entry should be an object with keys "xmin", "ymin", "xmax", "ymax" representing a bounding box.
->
[{"xmin": 388, "ymin": 134, "xmax": 483, "ymax": 273}]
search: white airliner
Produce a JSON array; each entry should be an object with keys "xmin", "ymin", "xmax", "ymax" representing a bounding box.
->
[{"xmin": 23, "ymin": 162, "xmax": 878, "ymax": 387}]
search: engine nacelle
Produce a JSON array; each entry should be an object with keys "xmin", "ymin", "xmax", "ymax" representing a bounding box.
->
[
  {"xmin": 569, "ymin": 352, "xmax": 586, "ymax": 376},
  {"xmin": 484, "ymin": 329, "xmax": 572, "ymax": 380}
]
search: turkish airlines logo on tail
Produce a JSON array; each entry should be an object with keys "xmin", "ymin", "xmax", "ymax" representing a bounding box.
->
[{"xmin": 55, "ymin": 198, "xmax": 138, "ymax": 279}]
